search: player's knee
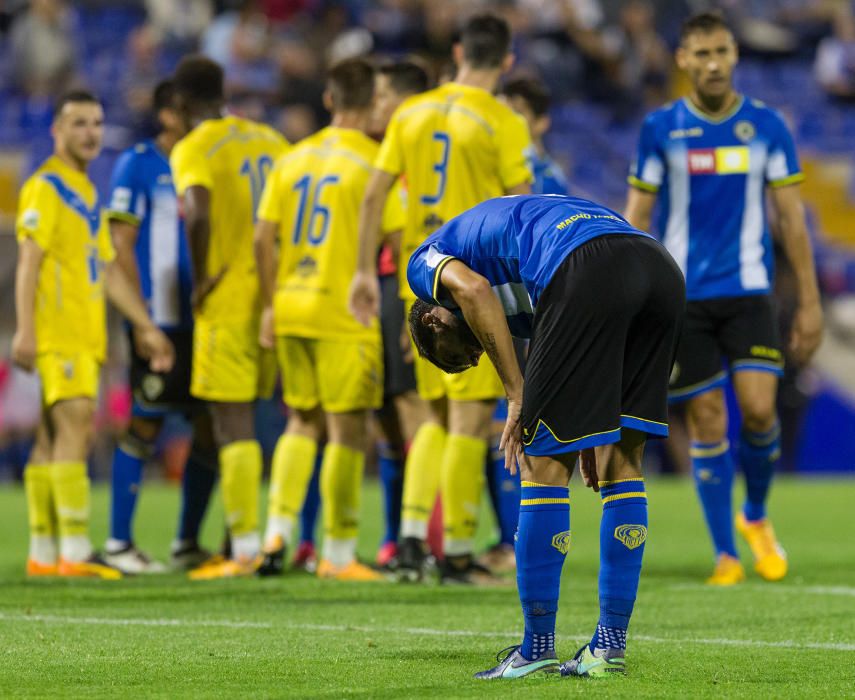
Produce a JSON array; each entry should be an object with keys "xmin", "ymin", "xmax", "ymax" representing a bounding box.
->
[
  {"xmin": 740, "ymin": 398, "xmax": 777, "ymax": 434},
  {"xmin": 52, "ymin": 401, "xmax": 95, "ymax": 453},
  {"xmin": 211, "ymin": 402, "xmax": 256, "ymax": 445},
  {"xmin": 287, "ymin": 406, "xmax": 324, "ymax": 441},
  {"xmin": 120, "ymin": 421, "xmax": 158, "ymax": 460},
  {"xmin": 128, "ymin": 416, "xmax": 161, "ymax": 444},
  {"xmin": 686, "ymin": 392, "xmax": 726, "ymax": 442}
]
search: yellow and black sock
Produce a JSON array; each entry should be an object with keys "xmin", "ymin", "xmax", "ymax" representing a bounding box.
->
[
  {"xmin": 24, "ymin": 462, "xmax": 56, "ymax": 564},
  {"xmin": 320, "ymin": 443, "xmax": 364, "ymax": 566},
  {"xmin": 265, "ymin": 433, "xmax": 318, "ymax": 545},
  {"xmin": 220, "ymin": 440, "xmax": 262, "ymax": 559},
  {"xmin": 50, "ymin": 461, "xmax": 92, "ymax": 561},
  {"xmin": 399, "ymin": 422, "xmax": 446, "ymax": 540},
  {"xmin": 441, "ymin": 434, "xmax": 487, "ymax": 557}
]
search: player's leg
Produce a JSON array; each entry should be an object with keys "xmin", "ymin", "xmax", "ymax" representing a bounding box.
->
[
  {"xmin": 293, "ymin": 450, "xmax": 322, "ymax": 571},
  {"xmin": 374, "ymin": 403, "xmax": 406, "ymax": 567},
  {"xmin": 24, "ymin": 413, "xmax": 57, "ymax": 575}
]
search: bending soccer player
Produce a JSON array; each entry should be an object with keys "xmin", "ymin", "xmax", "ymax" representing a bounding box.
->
[
  {"xmin": 255, "ymin": 59, "xmax": 393, "ymax": 581},
  {"xmin": 13, "ymin": 90, "xmax": 173, "ymax": 579},
  {"xmin": 625, "ymin": 12, "xmax": 823, "ymax": 585},
  {"xmin": 104, "ymin": 80, "xmax": 218, "ymax": 573},
  {"xmin": 406, "ymin": 194, "xmax": 684, "ymax": 678},
  {"xmin": 170, "ymin": 56, "xmax": 289, "ymax": 579}
]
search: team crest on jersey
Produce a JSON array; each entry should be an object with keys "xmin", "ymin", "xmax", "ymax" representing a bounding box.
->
[
  {"xmin": 614, "ymin": 524, "xmax": 647, "ymax": 550},
  {"xmin": 22, "ymin": 208, "xmax": 40, "ymax": 229},
  {"xmin": 734, "ymin": 120, "xmax": 756, "ymax": 143},
  {"xmin": 551, "ymin": 530, "xmax": 571, "ymax": 554},
  {"xmin": 142, "ymin": 373, "xmax": 165, "ymax": 401}
]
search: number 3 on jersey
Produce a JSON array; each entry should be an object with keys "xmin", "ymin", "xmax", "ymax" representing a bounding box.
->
[
  {"xmin": 292, "ymin": 175, "xmax": 339, "ymax": 246},
  {"xmin": 421, "ymin": 131, "xmax": 450, "ymax": 205}
]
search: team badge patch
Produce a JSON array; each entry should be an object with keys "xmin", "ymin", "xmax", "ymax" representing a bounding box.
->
[
  {"xmin": 142, "ymin": 373, "xmax": 165, "ymax": 401},
  {"xmin": 21, "ymin": 209, "xmax": 40, "ymax": 229},
  {"xmin": 551, "ymin": 530, "xmax": 571, "ymax": 555},
  {"xmin": 614, "ymin": 524, "xmax": 647, "ymax": 550},
  {"xmin": 734, "ymin": 120, "xmax": 756, "ymax": 143}
]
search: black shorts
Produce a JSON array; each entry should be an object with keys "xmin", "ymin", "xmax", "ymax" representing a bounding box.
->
[
  {"xmin": 129, "ymin": 328, "xmax": 199, "ymax": 418},
  {"xmin": 521, "ymin": 234, "xmax": 685, "ymax": 456},
  {"xmin": 379, "ymin": 274, "xmax": 416, "ymax": 398},
  {"xmin": 668, "ymin": 294, "xmax": 783, "ymax": 402}
]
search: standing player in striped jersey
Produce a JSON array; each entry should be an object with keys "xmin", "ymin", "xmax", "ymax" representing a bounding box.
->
[
  {"xmin": 351, "ymin": 14, "xmax": 533, "ymax": 584},
  {"xmin": 254, "ymin": 58, "xmax": 392, "ymax": 581},
  {"xmin": 103, "ymin": 80, "xmax": 218, "ymax": 573},
  {"xmin": 625, "ymin": 13, "xmax": 823, "ymax": 585},
  {"xmin": 169, "ymin": 56, "xmax": 289, "ymax": 579}
]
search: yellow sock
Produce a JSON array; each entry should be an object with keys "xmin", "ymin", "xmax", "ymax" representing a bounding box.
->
[
  {"xmin": 50, "ymin": 461, "xmax": 92, "ymax": 561},
  {"xmin": 441, "ymin": 434, "xmax": 487, "ymax": 556},
  {"xmin": 220, "ymin": 440, "xmax": 262, "ymax": 543},
  {"xmin": 25, "ymin": 463, "xmax": 56, "ymax": 564},
  {"xmin": 266, "ymin": 433, "xmax": 317, "ymax": 542},
  {"xmin": 400, "ymin": 422, "xmax": 446, "ymax": 540},
  {"xmin": 320, "ymin": 443, "xmax": 364, "ymax": 542}
]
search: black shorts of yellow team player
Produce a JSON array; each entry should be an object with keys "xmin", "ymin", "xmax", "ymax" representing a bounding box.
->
[{"xmin": 521, "ymin": 234, "xmax": 685, "ymax": 457}]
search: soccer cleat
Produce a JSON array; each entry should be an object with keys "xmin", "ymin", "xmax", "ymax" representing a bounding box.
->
[
  {"xmin": 26, "ymin": 559, "xmax": 58, "ymax": 577},
  {"xmin": 316, "ymin": 559, "xmax": 385, "ymax": 582},
  {"xmin": 440, "ymin": 556, "xmax": 510, "ymax": 587},
  {"xmin": 57, "ymin": 554, "xmax": 123, "ymax": 580},
  {"xmin": 256, "ymin": 536, "xmax": 287, "ymax": 577},
  {"xmin": 103, "ymin": 543, "xmax": 167, "ymax": 574},
  {"xmin": 477, "ymin": 543, "xmax": 516, "ymax": 574},
  {"xmin": 560, "ymin": 645, "xmax": 626, "ymax": 678},
  {"xmin": 395, "ymin": 537, "xmax": 435, "ymax": 583},
  {"xmin": 375, "ymin": 541, "xmax": 398, "ymax": 569},
  {"xmin": 188, "ymin": 555, "xmax": 260, "ymax": 581},
  {"xmin": 735, "ymin": 512, "xmax": 788, "ymax": 581},
  {"xmin": 474, "ymin": 646, "xmax": 559, "ymax": 680},
  {"xmin": 292, "ymin": 541, "xmax": 317, "ymax": 574},
  {"xmin": 705, "ymin": 553, "xmax": 746, "ymax": 586},
  {"xmin": 170, "ymin": 540, "xmax": 214, "ymax": 571}
]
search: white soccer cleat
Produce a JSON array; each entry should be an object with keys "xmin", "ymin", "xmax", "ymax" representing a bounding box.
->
[{"xmin": 103, "ymin": 542, "xmax": 167, "ymax": 574}]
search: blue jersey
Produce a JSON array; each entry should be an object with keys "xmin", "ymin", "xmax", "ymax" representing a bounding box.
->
[
  {"xmin": 629, "ymin": 96, "xmax": 803, "ymax": 301},
  {"xmin": 530, "ymin": 152, "xmax": 569, "ymax": 196},
  {"xmin": 407, "ymin": 194, "xmax": 651, "ymax": 338},
  {"xmin": 107, "ymin": 140, "xmax": 193, "ymax": 330}
]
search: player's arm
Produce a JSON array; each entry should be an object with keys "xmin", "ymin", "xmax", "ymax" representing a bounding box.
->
[
  {"xmin": 624, "ymin": 186, "xmax": 657, "ymax": 232},
  {"xmin": 11, "ymin": 238, "xmax": 44, "ymax": 372},
  {"xmin": 440, "ymin": 259, "xmax": 525, "ymax": 472},
  {"xmin": 110, "ymin": 220, "xmax": 141, "ymax": 295},
  {"xmin": 768, "ymin": 184, "xmax": 824, "ymax": 363},
  {"xmin": 350, "ymin": 169, "xmax": 397, "ymax": 325},
  {"xmin": 254, "ymin": 218, "xmax": 278, "ymax": 349},
  {"xmin": 183, "ymin": 184, "xmax": 223, "ymax": 312},
  {"xmin": 105, "ymin": 263, "xmax": 174, "ymax": 373}
]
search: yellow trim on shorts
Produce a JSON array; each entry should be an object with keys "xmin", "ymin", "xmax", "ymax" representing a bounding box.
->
[{"xmin": 522, "ymin": 419, "xmax": 620, "ymax": 447}]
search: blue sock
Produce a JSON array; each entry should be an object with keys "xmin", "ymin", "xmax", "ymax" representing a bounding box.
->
[
  {"xmin": 516, "ymin": 481, "xmax": 570, "ymax": 660},
  {"xmin": 110, "ymin": 443, "xmax": 145, "ymax": 543},
  {"xmin": 177, "ymin": 448, "xmax": 218, "ymax": 542},
  {"xmin": 691, "ymin": 440, "xmax": 737, "ymax": 557},
  {"xmin": 486, "ymin": 441, "xmax": 520, "ymax": 546},
  {"xmin": 739, "ymin": 423, "xmax": 781, "ymax": 522},
  {"xmin": 378, "ymin": 443, "xmax": 404, "ymax": 545},
  {"xmin": 591, "ymin": 478, "xmax": 648, "ymax": 653},
  {"xmin": 299, "ymin": 454, "xmax": 323, "ymax": 545}
]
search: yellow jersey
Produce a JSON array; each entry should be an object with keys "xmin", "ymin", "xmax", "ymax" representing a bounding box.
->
[
  {"xmin": 375, "ymin": 81, "xmax": 533, "ymax": 298},
  {"xmin": 258, "ymin": 126, "xmax": 398, "ymax": 341},
  {"xmin": 170, "ymin": 115, "xmax": 288, "ymax": 322},
  {"xmin": 16, "ymin": 155, "xmax": 115, "ymax": 361}
]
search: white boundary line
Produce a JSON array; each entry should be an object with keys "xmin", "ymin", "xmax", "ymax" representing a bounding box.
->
[
  {"xmin": 1, "ymin": 612, "xmax": 853, "ymax": 652},
  {"xmin": 667, "ymin": 583, "xmax": 855, "ymax": 598}
]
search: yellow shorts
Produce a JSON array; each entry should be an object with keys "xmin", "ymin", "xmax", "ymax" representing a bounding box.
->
[
  {"xmin": 405, "ymin": 301, "xmax": 504, "ymax": 403},
  {"xmin": 277, "ymin": 335, "xmax": 383, "ymax": 413},
  {"xmin": 192, "ymin": 317, "xmax": 274, "ymax": 402},
  {"xmin": 36, "ymin": 352, "xmax": 100, "ymax": 407}
]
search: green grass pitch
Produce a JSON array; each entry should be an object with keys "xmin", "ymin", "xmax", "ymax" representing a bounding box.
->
[{"xmin": 0, "ymin": 475, "xmax": 854, "ymax": 698}]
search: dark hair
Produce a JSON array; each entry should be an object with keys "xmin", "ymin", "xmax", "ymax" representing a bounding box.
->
[
  {"xmin": 173, "ymin": 55, "xmax": 224, "ymax": 104},
  {"xmin": 680, "ymin": 11, "xmax": 732, "ymax": 44},
  {"xmin": 153, "ymin": 79, "xmax": 176, "ymax": 113},
  {"xmin": 408, "ymin": 299, "xmax": 481, "ymax": 374},
  {"xmin": 378, "ymin": 60, "xmax": 431, "ymax": 96},
  {"xmin": 460, "ymin": 14, "xmax": 512, "ymax": 70},
  {"xmin": 327, "ymin": 58, "xmax": 376, "ymax": 111},
  {"xmin": 53, "ymin": 89, "xmax": 101, "ymax": 118},
  {"xmin": 503, "ymin": 77, "xmax": 551, "ymax": 117}
]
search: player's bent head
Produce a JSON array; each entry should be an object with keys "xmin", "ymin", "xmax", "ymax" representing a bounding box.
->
[
  {"xmin": 378, "ymin": 60, "xmax": 431, "ymax": 98},
  {"xmin": 326, "ymin": 58, "xmax": 376, "ymax": 113},
  {"xmin": 173, "ymin": 55, "xmax": 225, "ymax": 108},
  {"xmin": 408, "ymin": 299, "xmax": 484, "ymax": 374},
  {"xmin": 51, "ymin": 89, "xmax": 104, "ymax": 163},
  {"xmin": 459, "ymin": 14, "xmax": 512, "ymax": 70},
  {"xmin": 502, "ymin": 76, "xmax": 551, "ymax": 137}
]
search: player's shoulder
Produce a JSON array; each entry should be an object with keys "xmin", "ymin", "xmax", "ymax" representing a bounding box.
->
[
  {"xmin": 23, "ymin": 157, "xmax": 71, "ymax": 197},
  {"xmin": 641, "ymin": 99, "xmax": 684, "ymax": 129},
  {"xmin": 230, "ymin": 115, "xmax": 289, "ymax": 147},
  {"xmin": 392, "ymin": 87, "xmax": 442, "ymax": 122},
  {"xmin": 741, "ymin": 96, "xmax": 792, "ymax": 133}
]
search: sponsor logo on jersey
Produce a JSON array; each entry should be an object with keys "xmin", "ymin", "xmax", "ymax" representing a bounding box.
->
[
  {"xmin": 296, "ymin": 256, "xmax": 318, "ymax": 277},
  {"xmin": 614, "ymin": 524, "xmax": 647, "ymax": 550},
  {"xmin": 687, "ymin": 146, "xmax": 750, "ymax": 175},
  {"xmin": 669, "ymin": 127, "xmax": 704, "ymax": 139},
  {"xmin": 551, "ymin": 530, "xmax": 572, "ymax": 555},
  {"xmin": 750, "ymin": 345, "xmax": 782, "ymax": 361}
]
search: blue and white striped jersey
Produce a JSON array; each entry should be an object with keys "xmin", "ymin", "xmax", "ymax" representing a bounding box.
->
[
  {"xmin": 407, "ymin": 194, "xmax": 651, "ymax": 338},
  {"xmin": 629, "ymin": 96, "xmax": 803, "ymax": 301},
  {"xmin": 107, "ymin": 140, "xmax": 193, "ymax": 330}
]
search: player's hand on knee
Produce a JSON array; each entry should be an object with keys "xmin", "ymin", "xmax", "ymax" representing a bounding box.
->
[
  {"xmin": 135, "ymin": 325, "xmax": 175, "ymax": 373},
  {"xmin": 259, "ymin": 305, "xmax": 275, "ymax": 350},
  {"xmin": 349, "ymin": 271, "xmax": 380, "ymax": 327},
  {"xmin": 11, "ymin": 328, "xmax": 36, "ymax": 372},
  {"xmin": 579, "ymin": 447, "xmax": 599, "ymax": 492},
  {"xmin": 500, "ymin": 397, "xmax": 523, "ymax": 476},
  {"xmin": 790, "ymin": 301, "xmax": 823, "ymax": 364}
]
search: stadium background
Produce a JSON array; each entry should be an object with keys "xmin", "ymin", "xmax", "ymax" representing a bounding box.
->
[{"xmin": 1, "ymin": 0, "xmax": 855, "ymax": 482}]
